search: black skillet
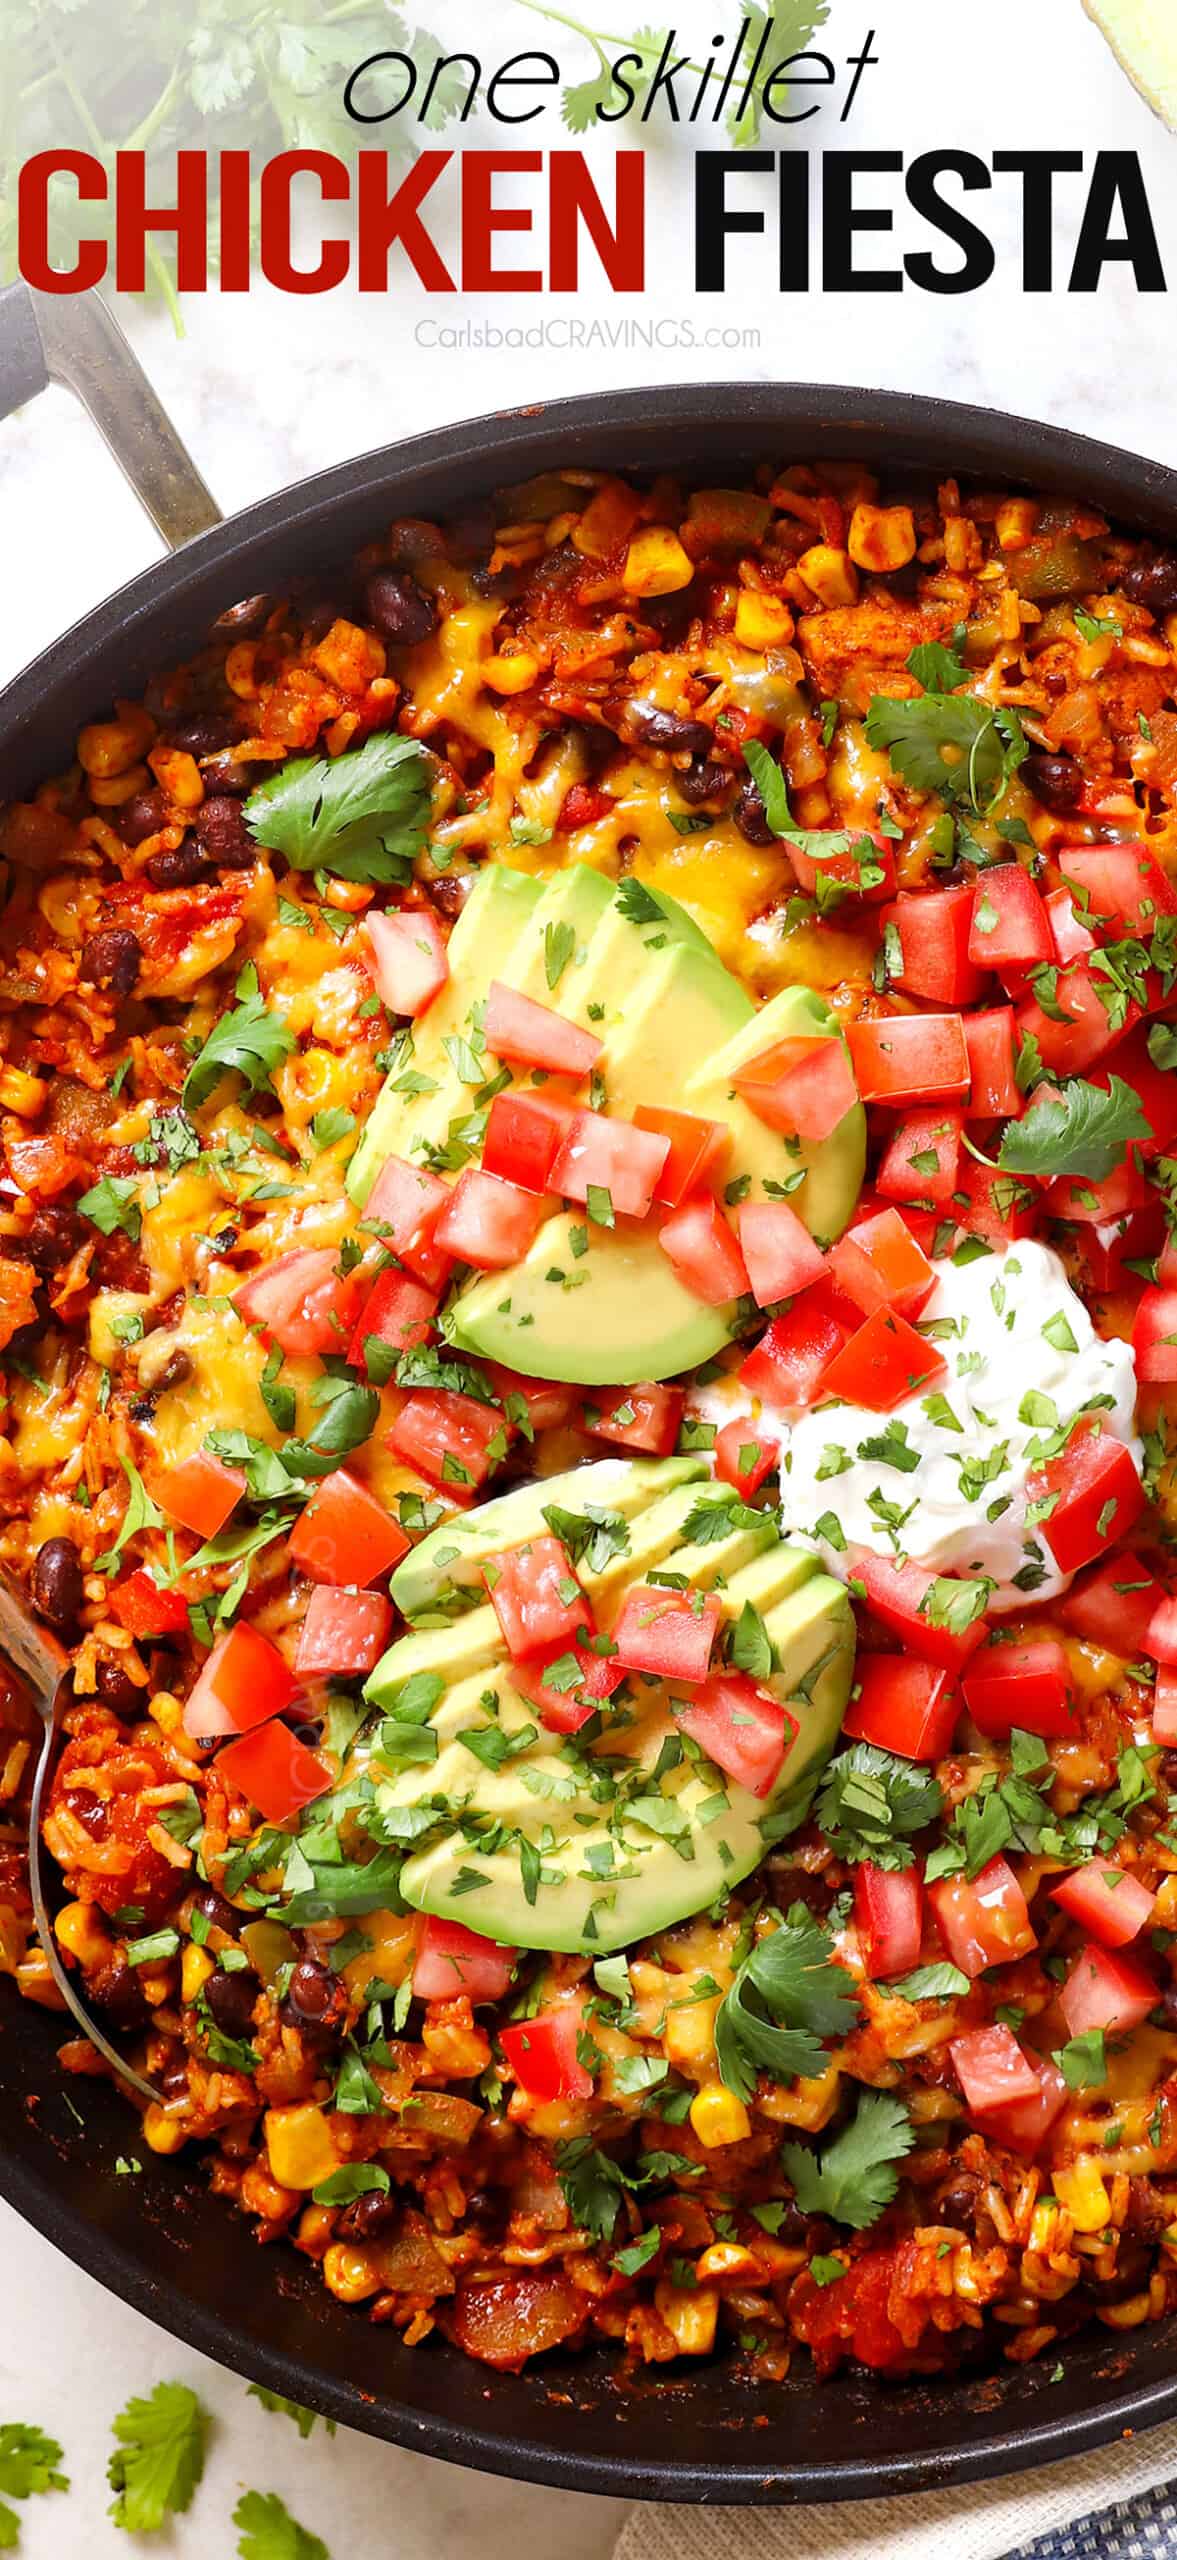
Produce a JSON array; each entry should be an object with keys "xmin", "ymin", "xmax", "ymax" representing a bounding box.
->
[{"xmin": 2, "ymin": 278, "xmax": 1177, "ymax": 2500}]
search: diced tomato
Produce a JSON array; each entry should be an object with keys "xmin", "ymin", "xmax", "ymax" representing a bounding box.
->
[
  {"xmin": 217, "ymin": 1719, "xmax": 332, "ymax": 1825},
  {"xmin": 737, "ymin": 1281, "xmax": 853, "ymax": 1414},
  {"xmin": 234, "ymin": 1248, "xmax": 366, "ymax": 1358},
  {"xmin": 961, "ymin": 1638, "xmax": 1078, "ymax": 1742},
  {"xmin": 714, "ymin": 1414, "xmax": 778, "ymax": 1500},
  {"xmin": 1030, "ymin": 1422, "xmax": 1144, "ymax": 1575},
  {"xmin": 980, "ymin": 2055, "xmax": 1068, "ymax": 2158},
  {"xmin": 1051, "ymin": 1862, "xmax": 1156, "ymax": 1949},
  {"xmin": 183, "ymin": 1621, "xmax": 298, "ymax": 1740},
  {"xmin": 585, "ymin": 1383, "xmax": 683, "ymax": 1455},
  {"xmin": 732, "ymin": 1035, "xmax": 859, "ymax": 1144},
  {"xmin": 1154, "ymin": 1665, "xmax": 1177, "ymax": 1745},
  {"xmin": 788, "ymin": 830, "xmax": 896, "ymax": 904},
  {"xmin": 950, "ymin": 2024, "xmax": 1041, "ymax": 2114},
  {"xmin": 348, "ymin": 1266, "xmax": 439, "ymax": 1363},
  {"xmin": 1076, "ymin": 1205, "xmax": 1165, "ymax": 1297},
  {"xmin": 364, "ymin": 905, "xmax": 448, "ymax": 1017},
  {"xmin": 1016, "ymin": 957, "xmax": 1139, "ymax": 1076},
  {"xmin": 288, "ymin": 1468, "xmax": 409, "ymax": 1587},
  {"xmin": 613, "ymin": 1583, "xmax": 721, "ymax": 1683},
  {"xmin": 550, "ymin": 1111, "xmax": 669, "ymax": 1220},
  {"xmin": 847, "ymin": 1013, "xmax": 970, "ymax": 1104},
  {"xmin": 1058, "ymin": 1942, "xmax": 1158, "ymax": 2038},
  {"xmin": 829, "ymin": 1208, "xmax": 936, "ymax": 1320},
  {"xmin": 633, "ymin": 1106, "xmax": 730, "ymax": 1209},
  {"xmin": 1061, "ymin": 1551, "xmax": 1164, "ymax": 1660},
  {"xmin": 364, "ymin": 1156, "xmax": 452, "ymax": 1288},
  {"xmin": 789, "ymin": 2246, "xmax": 914, "ymax": 2376},
  {"xmin": 819, "ymin": 1307, "xmax": 947, "ymax": 1411},
  {"xmin": 560, "ymin": 782, "xmax": 613, "ymax": 831},
  {"xmin": 659, "ymin": 1193, "xmax": 750, "ymax": 1306},
  {"xmin": 1092, "ymin": 1029, "xmax": 1177, "ymax": 1161},
  {"xmin": 855, "ymin": 1863, "xmax": 924, "ymax": 1979},
  {"xmin": 482, "ymin": 1090, "xmax": 577, "ymax": 1194},
  {"xmin": 676, "ymin": 1671, "xmax": 796, "ymax": 1797},
  {"xmin": 842, "ymin": 1654, "xmax": 959, "ymax": 1761},
  {"xmin": 951, "ymin": 1152, "xmax": 1038, "ymax": 1248},
  {"xmin": 876, "ymin": 1109, "xmax": 963, "ymax": 1210},
  {"xmin": 966, "ymin": 866, "xmax": 1052, "ymax": 987},
  {"xmin": 110, "ymin": 1568, "xmax": 190, "ymax": 1640},
  {"xmin": 928, "ymin": 1856, "xmax": 1036, "ymax": 1978},
  {"xmin": 294, "ymin": 1586, "xmax": 392, "ymax": 1677},
  {"xmin": 413, "ymin": 1915, "xmax": 517, "ymax": 2004},
  {"xmin": 500, "ymin": 2002, "xmax": 593, "ymax": 2102},
  {"xmin": 149, "ymin": 1450, "xmax": 244, "ymax": 1541},
  {"xmin": 484, "ymin": 981, "xmax": 602, "ymax": 1080},
  {"xmin": 482, "ymin": 1535, "xmax": 588, "ymax": 1662},
  {"xmin": 1043, "ymin": 1156, "xmax": 1152, "ymax": 1228},
  {"xmin": 387, "ymin": 1388, "xmax": 507, "ymax": 1497},
  {"xmin": 884, "ymin": 887, "xmax": 985, "ymax": 1006},
  {"xmin": 434, "ymin": 1167, "xmax": 547, "ymax": 1270},
  {"xmin": 512, "ymin": 1636, "xmax": 624, "ymax": 1735},
  {"xmin": 858, "ymin": 1556, "xmax": 989, "ymax": 1671},
  {"xmin": 1057, "ymin": 844, "xmax": 1177, "ymax": 935},
  {"xmin": 483, "ymin": 1365, "xmax": 578, "ymax": 1434},
  {"xmin": 1045, "ymin": 885, "xmax": 1096, "ymax": 964},
  {"xmin": 736, "ymin": 1200, "xmax": 826, "ymax": 1307},
  {"xmin": 1146, "ymin": 1591, "xmax": 1177, "ymax": 1665},
  {"xmin": 964, "ymin": 1009, "xmax": 1023, "ymax": 1120},
  {"xmin": 1133, "ymin": 1288, "xmax": 1177, "ymax": 1384}
]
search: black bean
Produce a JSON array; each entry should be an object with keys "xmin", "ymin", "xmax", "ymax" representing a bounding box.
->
[
  {"xmin": 626, "ymin": 704, "xmax": 712, "ymax": 759},
  {"xmin": 1020, "ymin": 751, "xmax": 1085, "ymax": 814},
  {"xmin": 24, "ymin": 1206, "xmax": 83, "ymax": 1273},
  {"xmin": 78, "ymin": 928, "xmax": 142, "ymax": 996},
  {"xmin": 1121, "ymin": 555, "xmax": 1177, "ymax": 619},
  {"xmin": 364, "ymin": 570, "xmax": 438, "ymax": 646},
  {"xmin": 32, "ymin": 1537, "xmax": 84, "ymax": 1633},
  {"xmin": 301, "ymin": 600, "xmax": 342, "ymax": 646},
  {"xmin": 280, "ymin": 1956, "xmax": 346, "ymax": 2045},
  {"xmin": 94, "ymin": 1659, "xmax": 140, "ymax": 1716},
  {"xmin": 446, "ymin": 503, "xmax": 496, "ymax": 562},
  {"xmin": 204, "ymin": 1964, "xmax": 259, "ymax": 2038},
  {"xmin": 1081, "ymin": 2240, "xmax": 1152, "ymax": 2301},
  {"xmin": 193, "ymin": 796, "xmax": 254, "ymax": 870},
  {"xmin": 191, "ymin": 1885, "xmax": 240, "ymax": 1936},
  {"xmin": 675, "ymin": 758, "xmax": 733, "ymax": 808},
  {"xmin": 117, "ymin": 790, "xmax": 167, "ymax": 848},
  {"xmin": 337, "ymin": 2190, "xmax": 398, "ymax": 2241},
  {"xmin": 734, "ymin": 772, "xmax": 775, "ymax": 847},
  {"xmin": 145, "ymin": 840, "xmax": 212, "ymax": 889},
  {"xmin": 469, "ymin": 565, "xmax": 520, "ymax": 603},
  {"xmin": 430, "ymin": 875, "xmax": 474, "ymax": 921},
  {"xmin": 932, "ymin": 2175, "xmax": 982, "ymax": 2229},
  {"xmin": 166, "ymin": 713, "xmax": 235, "ymax": 757},
  {"xmin": 197, "ymin": 752, "xmax": 252, "ymax": 798},
  {"xmin": 89, "ymin": 1960, "xmax": 151, "ymax": 2034},
  {"xmin": 152, "ymin": 1349, "xmax": 193, "ymax": 1394},
  {"xmin": 209, "ymin": 596, "xmax": 272, "ymax": 641}
]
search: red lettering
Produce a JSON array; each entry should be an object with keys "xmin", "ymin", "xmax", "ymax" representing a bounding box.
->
[
  {"xmin": 18, "ymin": 151, "xmax": 106, "ymax": 291},
  {"xmin": 114, "ymin": 151, "xmax": 206, "ymax": 292},
  {"xmin": 549, "ymin": 151, "xmax": 645, "ymax": 290},
  {"xmin": 260, "ymin": 153, "xmax": 349, "ymax": 293},
  {"xmin": 357, "ymin": 150, "xmax": 454, "ymax": 290},
  {"xmin": 462, "ymin": 152, "xmax": 543, "ymax": 291},
  {"xmin": 219, "ymin": 152, "xmax": 253, "ymax": 292}
]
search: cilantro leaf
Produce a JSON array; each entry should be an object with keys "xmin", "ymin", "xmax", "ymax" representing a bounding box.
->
[
  {"xmin": 815, "ymin": 1743, "xmax": 943, "ymax": 1872},
  {"xmin": 93, "ymin": 1458, "xmax": 166, "ymax": 1575},
  {"xmin": 245, "ymin": 732, "xmax": 432, "ymax": 884},
  {"xmin": 715, "ymin": 1909, "xmax": 858, "ymax": 2103},
  {"xmin": 544, "ymin": 919, "xmax": 577, "ymax": 990},
  {"xmin": 615, "ymin": 876, "xmax": 669, "ymax": 930},
  {"xmin": 743, "ymin": 743, "xmax": 885, "ymax": 893},
  {"xmin": 247, "ymin": 2387, "xmax": 334, "ymax": 2441},
  {"xmin": 0, "ymin": 2426, "xmax": 67, "ymax": 2501},
  {"xmin": 865, "ymin": 690, "xmax": 1026, "ymax": 816},
  {"xmin": 107, "ymin": 2381, "xmax": 208, "ymax": 2532},
  {"xmin": 233, "ymin": 2488, "xmax": 329, "ymax": 2560},
  {"xmin": 183, "ymin": 964, "xmax": 296, "ymax": 1109},
  {"xmin": 998, "ymin": 1075, "xmax": 1151, "ymax": 1180},
  {"xmin": 906, "ymin": 633, "xmax": 968, "ymax": 692},
  {"xmin": 782, "ymin": 2090, "xmax": 914, "ymax": 2231},
  {"xmin": 77, "ymin": 1173, "xmax": 141, "ymax": 1240},
  {"xmin": 540, "ymin": 1501, "xmax": 629, "ymax": 1574},
  {"xmin": 1053, "ymin": 2028, "xmax": 1108, "ymax": 2090}
]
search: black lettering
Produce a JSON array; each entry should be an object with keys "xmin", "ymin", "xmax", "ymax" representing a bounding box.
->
[
  {"xmin": 762, "ymin": 52, "xmax": 834, "ymax": 124},
  {"xmin": 842, "ymin": 31, "xmax": 879, "ymax": 122},
  {"xmin": 993, "ymin": 151, "xmax": 1083, "ymax": 291},
  {"xmin": 641, "ymin": 32, "xmax": 693, "ymax": 121},
  {"xmin": 485, "ymin": 52, "xmax": 559, "ymax": 123},
  {"xmin": 1070, "ymin": 151, "xmax": 1165, "ymax": 291},
  {"xmin": 343, "ymin": 50, "xmax": 417, "ymax": 123},
  {"xmin": 905, "ymin": 152, "xmax": 994, "ymax": 295},
  {"xmin": 779, "ymin": 152, "xmax": 810, "ymax": 290},
  {"xmin": 421, "ymin": 54, "xmax": 481, "ymax": 123},
  {"xmin": 596, "ymin": 52, "xmax": 643, "ymax": 123},
  {"xmin": 694, "ymin": 151, "xmax": 773, "ymax": 292},
  {"xmin": 824, "ymin": 151, "xmax": 902, "ymax": 292}
]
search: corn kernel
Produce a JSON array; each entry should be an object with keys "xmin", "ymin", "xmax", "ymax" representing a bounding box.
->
[
  {"xmin": 264, "ymin": 2103, "xmax": 341, "ymax": 2192},
  {"xmin": 77, "ymin": 703, "xmax": 155, "ymax": 778},
  {"xmin": 89, "ymin": 763, "xmax": 151, "ymax": 808},
  {"xmin": 734, "ymin": 592, "xmax": 793, "ymax": 650},
  {"xmin": 313, "ymin": 619, "xmax": 386, "ymax": 693},
  {"xmin": 149, "ymin": 746, "xmax": 204, "ymax": 808},
  {"xmin": 323, "ymin": 2244, "xmax": 382, "ymax": 2304},
  {"xmin": 54, "ymin": 1899, "xmax": 110, "ymax": 1969},
  {"xmin": 0, "ymin": 1067, "xmax": 46, "ymax": 1120},
  {"xmin": 848, "ymin": 504, "xmax": 917, "ymax": 574},
  {"xmin": 996, "ymin": 498, "xmax": 1038, "ymax": 552},
  {"xmin": 148, "ymin": 1691, "xmax": 185, "ymax": 1740},
  {"xmin": 481, "ymin": 651, "xmax": 541, "ymax": 696},
  {"xmin": 622, "ymin": 528, "xmax": 695, "ymax": 599},
  {"xmin": 664, "ymin": 1996, "xmax": 719, "ymax": 2074},
  {"xmin": 797, "ymin": 544, "xmax": 859, "ymax": 609},
  {"xmin": 689, "ymin": 2082, "xmax": 751, "ymax": 2149},
  {"xmin": 181, "ymin": 1943, "xmax": 216, "ymax": 2005},
  {"xmin": 1029, "ymin": 2200, "xmax": 1061, "ymax": 2253},
  {"xmin": 694, "ymin": 2242, "xmax": 758, "ymax": 2283},
  {"xmin": 654, "ymin": 2279, "xmax": 719, "ymax": 2354},
  {"xmin": 143, "ymin": 2104, "xmax": 188, "ymax": 2155},
  {"xmin": 1054, "ymin": 2159, "xmax": 1111, "ymax": 2233}
]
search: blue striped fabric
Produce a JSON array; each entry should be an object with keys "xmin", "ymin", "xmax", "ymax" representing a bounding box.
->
[{"xmin": 1014, "ymin": 2482, "xmax": 1177, "ymax": 2560}]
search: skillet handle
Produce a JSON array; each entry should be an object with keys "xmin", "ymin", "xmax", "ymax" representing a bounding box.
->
[{"xmin": 0, "ymin": 281, "xmax": 222, "ymax": 551}]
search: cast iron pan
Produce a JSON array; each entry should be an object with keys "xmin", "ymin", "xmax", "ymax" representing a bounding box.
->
[{"xmin": 2, "ymin": 312, "xmax": 1177, "ymax": 2496}]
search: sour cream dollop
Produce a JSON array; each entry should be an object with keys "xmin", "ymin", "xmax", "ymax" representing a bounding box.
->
[{"xmin": 695, "ymin": 1241, "xmax": 1141, "ymax": 1612}]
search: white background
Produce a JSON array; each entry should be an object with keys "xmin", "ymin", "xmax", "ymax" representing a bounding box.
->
[{"xmin": 2, "ymin": 0, "xmax": 1176, "ymax": 2548}]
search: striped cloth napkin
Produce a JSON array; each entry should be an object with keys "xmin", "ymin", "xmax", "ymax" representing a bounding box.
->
[{"xmin": 612, "ymin": 2418, "xmax": 1177, "ymax": 2560}]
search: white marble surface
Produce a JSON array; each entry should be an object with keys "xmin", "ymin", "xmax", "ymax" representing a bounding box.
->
[{"xmin": 1, "ymin": 0, "xmax": 1176, "ymax": 2548}]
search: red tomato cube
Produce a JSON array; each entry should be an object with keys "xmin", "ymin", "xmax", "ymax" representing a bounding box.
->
[
  {"xmin": 951, "ymin": 1153, "xmax": 1038, "ymax": 1248},
  {"xmin": 980, "ymin": 2055, "xmax": 1068, "ymax": 2158},
  {"xmin": 966, "ymin": 866, "xmax": 1052, "ymax": 977},
  {"xmin": 1061, "ymin": 1552, "xmax": 1164, "ymax": 1660},
  {"xmin": 964, "ymin": 1008, "xmax": 1022, "ymax": 1120},
  {"xmin": 829, "ymin": 1208, "xmax": 936, "ymax": 1320},
  {"xmin": 788, "ymin": 831, "xmax": 896, "ymax": 904},
  {"xmin": 584, "ymin": 1384, "xmax": 684, "ymax": 1455},
  {"xmin": 150, "ymin": 1450, "xmax": 244, "ymax": 1541},
  {"xmin": 183, "ymin": 1622, "xmax": 298, "ymax": 1740},
  {"xmin": 737, "ymin": 1288, "xmax": 851, "ymax": 1414},
  {"xmin": 714, "ymin": 1415, "xmax": 778, "ymax": 1500},
  {"xmin": 857, "ymin": 1556, "xmax": 990, "ymax": 1670},
  {"xmin": 412, "ymin": 1916, "xmax": 516, "ymax": 2004},
  {"xmin": 1133, "ymin": 1288, "xmax": 1177, "ymax": 1385},
  {"xmin": 676, "ymin": 1671, "xmax": 796, "ymax": 1797},
  {"xmin": 1045, "ymin": 885, "xmax": 1096, "ymax": 964},
  {"xmin": 110, "ymin": 1569, "xmax": 190, "ymax": 1640},
  {"xmin": 884, "ymin": 887, "xmax": 985, "ymax": 1006},
  {"xmin": 854, "ymin": 1863, "xmax": 924, "ymax": 1979},
  {"xmin": 1057, "ymin": 844, "xmax": 1177, "ymax": 936},
  {"xmin": 294, "ymin": 1586, "xmax": 392, "ymax": 1678},
  {"xmin": 550, "ymin": 1111, "xmax": 669, "ymax": 1221},
  {"xmin": 1051, "ymin": 1863, "xmax": 1155, "ymax": 1949},
  {"xmin": 842, "ymin": 1654, "xmax": 959, "ymax": 1761},
  {"xmin": 483, "ymin": 1365, "xmax": 578, "ymax": 1434},
  {"xmin": 288, "ymin": 1469, "xmax": 409, "ymax": 1588},
  {"xmin": 820, "ymin": 1307, "xmax": 947, "ymax": 1412},
  {"xmin": 847, "ymin": 1013, "xmax": 970, "ymax": 1104},
  {"xmin": 928, "ymin": 1856, "xmax": 1036, "ymax": 1978},
  {"xmin": 1058, "ymin": 1942, "xmax": 1158, "ymax": 2039},
  {"xmin": 511, "ymin": 1636, "xmax": 624, "ymax": 1735},
  {"xmin": 633, "ymin": 1106, "xmax": 730, "ymax": 1208},
  {"xmin": 1043, "ymin": 1157, "xmax": 1151, "ymax": 1228},
  {"xmin": 363, "ymin": 1156, "xmax": 452, "ymax": 1287},
  {"xmin": 961, "ymin": 1639, "xmax": 1078, "ymax": 1742},
  {"xmin": 1154, "ymin": 1665, "xmax": 1177, "ymax": 1745},
  {"xmin": 234, "ymin": 1248, "xmax": 366, "ymax": 1358},
  {"xmin": 613, "ymin": 1583, "xmax": 721, "ymax": 1683},
  {"xmin": 876, "ymin": 1110, "xmax": 963, "ymax": 1209},
  {"xmin": 482, "ymin": 1535, "xmax": 588, "ymax": 1662},
  {"xmin": 500, "ymin": 2003, "xmax": 594, "ymax": 2102},
  {"xmin": 348, "ymin": 1266, "xmax": 439, "ymax": 1363},
  {"xmin": 1146, "ymin": 1591, "xmax": 1177, "ymax": 1665},
  {"xmin": 482, "ymin": 1090, "xmax": 577, "ymax": 1194},
  {"xmin": 1030, "ymin": 1424, "xmax": 1144, "ymax": 1574},
  {"xmin": 217, "ymin": 1719, "xmax": 332, "ymax": 1825},
  {"xmin": 1016, "ymin": 958, "xmax": 1139, "ymax": 1076},
  {"xmin": 364, "ymin": 906, "xmax": 448, "ymax": 1017},
  {"xmin": 433, "ymin": 1168, "xmax": 547, "ymax": 1270},
  {"xmin": 950, "ymin": 2023, "xmax": 1042, "ymax": 2113},
  {"xmin": 483, "ymin": 981, "xmax": 602, "ymax": 1079},
  {"xmin": 732, "ymin": 1034, "xmax": 859, "ymax": 1144},
  {"xmin": 659, "ymin": 1194, "xmax": 750, "ymax": 1306},
  {"xmin": 737, "ymin": 1199, "xmax": 826, "ymax": 1307},
  {"xmin": 387, "ymin": 1388, "xmax": 507, "ymax": 1497}
]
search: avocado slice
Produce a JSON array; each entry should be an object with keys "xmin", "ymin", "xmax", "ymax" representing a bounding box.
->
[
  {"xmin": 363, "ymin": 1461, "xmax": 856, "ymax": 1952},
  {"xmin": 683, "ymin": 984, "xmax": 867, "ymax": 1249}
]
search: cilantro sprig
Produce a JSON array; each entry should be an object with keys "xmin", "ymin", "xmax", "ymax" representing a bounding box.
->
[
  {"xmin": 998, "ymin": 1075, "xmax": 1151, "ymax": 1182},
  {"xmin": 0, "ymin": 2425, "xmax": 68, "ymax": 2547},
  {"xmin": 783, "ymin": 2090, "xmax": 914, "ymax": 2232},
  {"xmin": 815, "ymin": 1743, "xmax": 943, "ymax": 1873},
  {"xmin": 106, "ymin": 2381, "xmax": 208, "ymax": 2533},
  {"xmin": 715, "ymin": 1907, "xmax": 858, "ymax": 2102},
  {"xmin": 865, "ymin": 643, "xmax": 1028, "ymax": 817},
  {"xmin": 183, "ymin": 964, "xmax": 296, "ymax": 1110},
  {"xmin": 233, "ymin": 2488, "xmax": 328, "ymax": 2560},
  {"xmin": 245, "ymin": 733, "xmax": 433, "ymax": 885}
]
